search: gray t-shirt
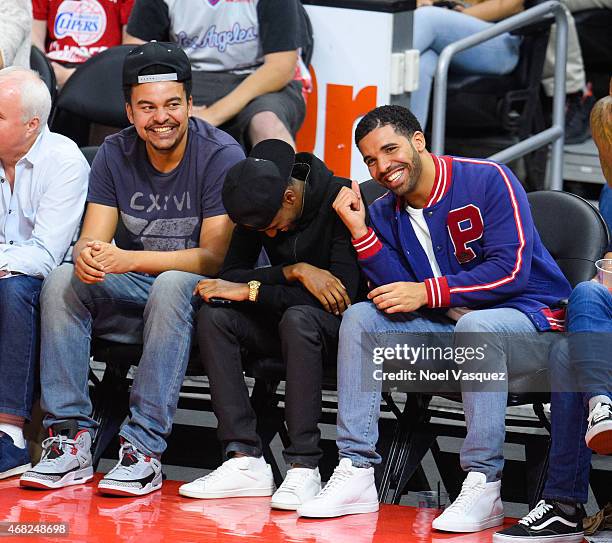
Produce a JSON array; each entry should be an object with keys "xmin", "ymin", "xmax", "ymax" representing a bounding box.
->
[
  {"xmin": 87, "ymin": 118, "xmax": 244, "ymax": 252},
  {"xmin": 126, "ymin": 0, "xmax": 308, "ymax": 74}
]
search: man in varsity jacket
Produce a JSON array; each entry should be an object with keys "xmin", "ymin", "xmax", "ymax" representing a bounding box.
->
[{"xmin": 297, "ymin": 105, "xmax": 572, "ymax": 532}]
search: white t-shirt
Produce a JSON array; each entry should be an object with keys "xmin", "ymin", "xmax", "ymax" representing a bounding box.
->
[{"xmin": 405, "ymin": 204, "xmax": 471, "ymax": 321}]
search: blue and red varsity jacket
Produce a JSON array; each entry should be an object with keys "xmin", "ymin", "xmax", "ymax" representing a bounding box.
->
[{"xmin": 352, "ymin": 155, "xmax": 572, "ymax": 332}]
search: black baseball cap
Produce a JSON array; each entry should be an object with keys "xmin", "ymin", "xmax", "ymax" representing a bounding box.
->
[
  {"xmin": 222, "ymin": 139, "xmax": 296, "ymax": 229},
  {"xmin": 123, "ymin": 41, "xmax": 191, "ymax": 87}
]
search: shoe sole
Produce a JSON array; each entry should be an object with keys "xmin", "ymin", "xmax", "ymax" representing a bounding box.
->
[
  {"xmin": 492, "ymin": 531, "xmax": 584, "ymax": 543},
  {"xmin": 98, "ymin": 479, "xmax": 163, "ymax": 497},
  {"xmin": 298, "ymin": 501, "xmax": 379, "ymax": 518},
  {"xmin": 432, "ymin": 512, "xmax": 505, "ymax": 532},
  {"xmin": 586, "ymin": 421, "xmax": 612, "ymax": 455},
  {"xmin": 179, "ymin": 486, "xmax": 275, "ymax": 499},
  {"xmin": 20, "ymin": 466, "xmax": 94, "ymax": 489},
  {"xmin": 0, "ymin": 463, "xmax": 32, "ymax": 480},
  {"xmin": 271, "ymin": 500, "xmax": 302, "ymax": 511}
]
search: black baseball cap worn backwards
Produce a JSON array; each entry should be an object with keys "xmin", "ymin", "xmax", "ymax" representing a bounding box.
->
[
  {"xmin": 123, "ymin": 41, "xmax": 192, "ymax": 86},
  {"xmin": 222, "ymin": 139, "xmax": 296, "ymax": 230}
]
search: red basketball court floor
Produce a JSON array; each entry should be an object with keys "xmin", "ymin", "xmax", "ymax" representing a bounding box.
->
[{"xmin": 0, "ymin": 474, "xmax": 572, "ymax": 543}]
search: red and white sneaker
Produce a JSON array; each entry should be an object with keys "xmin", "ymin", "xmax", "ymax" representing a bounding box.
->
[
  {"xmin": 20, "ymin": 422, "xmax": 93, "ymax": 490},
  {"xmin": 97, "ymin": 440, "xmax": 163, "ymax": 496}
]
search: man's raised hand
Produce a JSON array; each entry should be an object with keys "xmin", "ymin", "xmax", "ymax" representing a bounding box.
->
[{"xmin": 333, "ymin": 180, "xmax": 368, "ymax": 240}]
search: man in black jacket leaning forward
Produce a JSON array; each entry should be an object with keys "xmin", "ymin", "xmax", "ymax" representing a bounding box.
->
[{"xmin": 178, "ymin": 139, "xmax": 362, "ymax": 510}]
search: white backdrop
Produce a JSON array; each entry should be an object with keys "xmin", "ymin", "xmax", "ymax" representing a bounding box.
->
[{"xmin": 298, "ymin": 6, "xmax": 394, "ymax": 181}]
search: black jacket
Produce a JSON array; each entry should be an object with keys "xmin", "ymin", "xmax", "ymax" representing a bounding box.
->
[{"xmin": 220, "ymin": 152, "xmax": 363, "ymax": 315}]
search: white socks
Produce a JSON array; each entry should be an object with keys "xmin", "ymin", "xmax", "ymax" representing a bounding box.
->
[{"xmin": 0, "ymin": 423, "xmax": 25, "ymax": 449}]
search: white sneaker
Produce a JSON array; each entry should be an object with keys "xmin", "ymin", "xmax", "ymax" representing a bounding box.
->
[
  {"xmin": 432, "ymin": 472, "xmax": 504, "ymax": 532},
  {"xmin": 178, "ymin": 456, "xmax": 275, "ymax": 499},
  {"xmin": 297, "ymin": 458, "xmax": 379, "ymax": 518},
  {"xmin": 271, "ymin": 467, "xmax": 321, "ymax": 510}
]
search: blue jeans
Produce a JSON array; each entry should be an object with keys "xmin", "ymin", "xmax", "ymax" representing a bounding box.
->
[
  {"xmin": 0, "ymin": 275, "xmax": 43, "ymax": 420},
  {"xmin": 39, "ymin": 264, "xmax": 202, "ymax": 458},
  {"xmin": 567, "ymin": 281, "xmax": 612, "ymax": 401},
  {"xmin": 336, "ymin": 302, "xmax": 558, "ymax": 482},
  {"xmin": 544, "ymin": 282, "xmax": 612, "ymax": 503},
  {"xmin": 411, "ymin": 6, "xmax": 522, "ymax": 127}
]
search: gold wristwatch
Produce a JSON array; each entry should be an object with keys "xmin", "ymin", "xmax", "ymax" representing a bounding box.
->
[{"xmin": 248, "ymin": 280, "xmax": 261, "ymax": 302}]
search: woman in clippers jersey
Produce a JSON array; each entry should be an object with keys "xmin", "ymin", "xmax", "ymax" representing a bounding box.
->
[{"xmin": 32, "ymin": 0, "xmax": 134, "ymax": 87}]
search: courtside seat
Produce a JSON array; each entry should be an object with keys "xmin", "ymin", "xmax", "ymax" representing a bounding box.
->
[
  {"xmin": 30, "ymin": 46, "xmax": 56, "ymax": 104},
  {"xmin": 50, "ymin": 45, "xmax": 133, "ymax": 147},
  {"xmin": 527, "ymin": 190, "xmax": 609, "ymax": 284}
]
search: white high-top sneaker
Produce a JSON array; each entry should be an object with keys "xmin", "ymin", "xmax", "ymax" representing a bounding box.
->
[
  {"xmin": 179, "ymin": 456, "xmax": 275, "ymax": 499},
  {"xmin": 271, "ymin": 467, "xmax": 321, "ymax": 510},
  {"xmin": 297, "ymin": 458, "xmax": 379, "ymax": 518},
  {"xmin": 432, "ymin": 472, "xmax": 504, "ymax": 532}
]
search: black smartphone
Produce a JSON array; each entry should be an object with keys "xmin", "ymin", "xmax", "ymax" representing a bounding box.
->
[
  {"xmin": 208, "ymin": 297, "xmax": 234, "ymax": 306},
  {"xmin": 433, "ymin": 0, "xmax": 461, "ymax": 8}
]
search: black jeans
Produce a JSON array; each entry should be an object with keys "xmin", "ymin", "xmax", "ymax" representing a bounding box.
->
[{"xmin": 197, "ymin": 303, "xmax": 340, "ymax": 468}]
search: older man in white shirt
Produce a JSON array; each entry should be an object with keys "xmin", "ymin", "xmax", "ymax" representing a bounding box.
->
[{"xmin": 0, "ymin": 67, "xmax": 89, "ymax": 479}]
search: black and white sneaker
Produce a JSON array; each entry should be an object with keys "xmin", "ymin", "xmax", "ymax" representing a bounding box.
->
[
  {"xmin": 493, "ymin": 500, "xmax": 584, "ymax": 543},
  {"xmin": 586, "ymin": 402, "xmax": 612, "ymax": 455},
  {"xmin": 20, "ymin": 421, "xmax": 93, "ymax": 489},
  {"xmin": 98, "ymin": 440, "xmax": 162, "ymax": 497}
]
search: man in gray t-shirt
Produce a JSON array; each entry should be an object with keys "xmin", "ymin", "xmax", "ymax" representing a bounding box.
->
[
  {"xmin": 21, "ymin": 42, "xmax": 244, "ymax": 498},
  {"xmin": 87, "ymin": 116, "xmax": 239, "ymax": 253}
]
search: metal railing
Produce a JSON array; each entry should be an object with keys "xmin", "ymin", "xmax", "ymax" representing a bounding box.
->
[{"xmin": 430, "ymin": 1, "xmax": 568, "ymax": 189}]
